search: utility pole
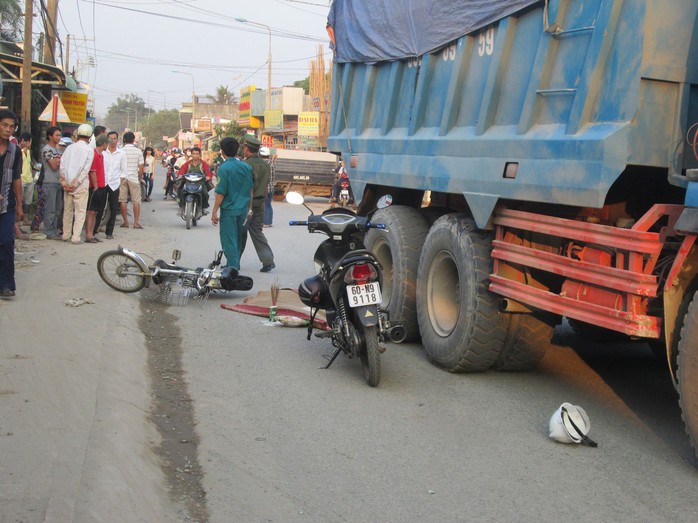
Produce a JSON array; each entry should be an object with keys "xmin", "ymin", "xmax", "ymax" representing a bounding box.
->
[
  {"xmin": 43, "ymin": 0, "xmax": 58, "ymax": 66},
  {"xmin": 21, "ymin": 0, "xmax": 33, "ymax": 133},
  {"xmin": 65, "ymin": 34, "xmax": 70, "ymax": 74}
]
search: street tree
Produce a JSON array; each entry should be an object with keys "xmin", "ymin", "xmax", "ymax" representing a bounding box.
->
[
  {"xmin": 140, "ymin": 109, "xmax": 180, "ymax": 147},
  {"xmin": 0, "ymin": 0, "xmax": 22, "ymax": 42},
  {"xmin": 293, "ymin": 77, "xmax": 309, "ymax": 94},
  {"xmin": 104, "ymin": 94, "xmax": 151, "ymax": 133},
  {"xmin": 208, "ymin": 85, "xmax": 235, "ymax": 105},
  {"xmin": 213, "ymin": 120, "xmax": 246, "ymax": 145}
]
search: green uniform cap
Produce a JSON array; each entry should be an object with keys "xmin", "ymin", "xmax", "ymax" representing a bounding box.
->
[{"xmin": 244, "ymin": 135, "xmax": 262, "ymax": 147}]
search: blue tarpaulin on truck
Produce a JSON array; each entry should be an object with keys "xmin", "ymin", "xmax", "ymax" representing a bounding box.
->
[{"xmin": 328, "ymin": 0, "xmax": 540, "ymax": 63}]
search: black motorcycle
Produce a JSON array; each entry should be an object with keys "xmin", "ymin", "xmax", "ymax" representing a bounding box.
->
[
  {"xmin": 287, "ymin": 192, "xmax": 405, "ymax": 386},
  {"xmin": 179, "ymin": 173, "xmax": 205, "ymax": 229}
]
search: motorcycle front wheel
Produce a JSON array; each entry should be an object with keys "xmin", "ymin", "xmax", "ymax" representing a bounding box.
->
[
  {"xmin": 360, "ymin": 325, "xmax": 381, "ymax": 387},
  {"xmin": 185, "ymin": 200, "xmax": 193, "ymax": 229},
  {"xmin": 97, "ymin": 250, "xmax": 147, "ymax": 293}
]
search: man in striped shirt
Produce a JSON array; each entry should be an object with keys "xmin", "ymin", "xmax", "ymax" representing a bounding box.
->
[{"xmin": 118, "ymin": 131, "xmax": 144, "ymax": 229}]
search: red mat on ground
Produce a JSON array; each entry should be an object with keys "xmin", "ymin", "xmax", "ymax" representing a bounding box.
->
[{"xmin": 221, "ymin": 288, "xmax": 330, "ymax": 330}]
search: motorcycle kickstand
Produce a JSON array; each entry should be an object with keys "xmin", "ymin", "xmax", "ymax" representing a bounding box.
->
[{"xmin": 322, "ymin": 347, "xmax": 342, "ymax": 369}]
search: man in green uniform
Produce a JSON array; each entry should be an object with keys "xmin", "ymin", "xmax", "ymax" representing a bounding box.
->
[
  {"xmin": 240, "ymin": 135, "xmax": 276, "ymax": 272},
  {"xmin": 211, "ymin": 137, "xmax": 253, "ymax": 270}
]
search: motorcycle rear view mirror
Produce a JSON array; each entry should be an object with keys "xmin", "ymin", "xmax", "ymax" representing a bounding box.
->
[
  {"xmin": 376, "ymin": 194, "xmax": 393, "ymax": 209},
  {"xmin": 285, "ymin": 191, "xmax": 305, "ymax": 205}
]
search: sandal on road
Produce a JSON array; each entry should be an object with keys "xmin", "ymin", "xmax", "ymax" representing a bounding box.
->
[{"xmin": 133, "ymin": 224, "xmax": 143, "ymax": 229}]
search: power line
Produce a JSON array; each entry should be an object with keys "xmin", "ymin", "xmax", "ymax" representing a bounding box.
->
[
  {"xmin": 84, "ymin": 0, "xmax": 326, "ymax": 42},
  {"xmin": 272, "ymin": 0, "xmax": 327, "ymax": 17},
  {"xmin": 282, "ymin": 0, "xmax": 331, "ymax": 6},
  {"xmin": 39, "ymin": 0, "xmax": 63, "ymax": 65}
]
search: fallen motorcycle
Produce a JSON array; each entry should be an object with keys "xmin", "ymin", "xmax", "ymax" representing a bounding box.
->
[
  {"xmin": 97, "ymin": 246, "xmax": 253, "ymax": 303},
  {"xmin": 287, "ymin": 191, "xmax": 405, "ymax": 386}
]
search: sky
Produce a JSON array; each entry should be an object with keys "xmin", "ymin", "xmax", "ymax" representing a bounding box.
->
[{"xmin": 54, "ymin": 0, "xmax": 333, "ymax": 117}]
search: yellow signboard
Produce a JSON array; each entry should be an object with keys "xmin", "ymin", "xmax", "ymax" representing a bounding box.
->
[
  {"xmin": 239, "ymin": 85, "xmax": 256, "ymax": 126},
  {"xmin": 264, "ymin": 110, "xmax": 283, "ymax": 131},
  {"xmin": 298, "ymin": 111, "xmax": 319, "ymax": 136},
  {"xmin": 60, "ymin": 92, "xmax": 89, "ymax": 123}
]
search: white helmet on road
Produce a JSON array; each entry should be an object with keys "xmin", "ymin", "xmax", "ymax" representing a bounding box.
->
[{"xmin": 548, "ymin": 403, "xmax": 597, "ymax": 447}]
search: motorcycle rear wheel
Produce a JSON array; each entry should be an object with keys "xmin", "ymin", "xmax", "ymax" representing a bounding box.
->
[
  {"xmin": 360, "ymin": 325, "xmax": 381, "ymax": 387},
  {"xmin": 97, "ymin": 251, "xmax": 147, "ymax": 293},
  {"xmin": 185, "ymin": 201, "xmax": 193, "ymax": 229}
]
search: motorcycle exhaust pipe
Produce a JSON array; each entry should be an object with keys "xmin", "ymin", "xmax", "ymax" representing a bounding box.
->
[{"xmin": 387, "ymin": 325, "xmax": 407, "ymax": 344}]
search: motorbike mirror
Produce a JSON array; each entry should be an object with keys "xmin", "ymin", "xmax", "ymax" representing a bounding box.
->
[
  {"xmin": 286, "ymin": 191, "xmax": 305, "ymax": 205},
  {"xmin": 377, "ymin": 194, "xmax": 393, "ymax": 209}
]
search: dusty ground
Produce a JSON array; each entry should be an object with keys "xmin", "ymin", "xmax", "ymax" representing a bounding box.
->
[
  {"xmin": 0, "ymin": 221, "xmax": 204, "ymax": 522},
  {"xmin": 139, "ymin": 297, "xmax": 208, "ymax": 522}
]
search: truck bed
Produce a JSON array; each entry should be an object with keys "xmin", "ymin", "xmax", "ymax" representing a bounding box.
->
[{"xmin": 328, "ymin": 0, "xmax": 698, "ymax": 226}]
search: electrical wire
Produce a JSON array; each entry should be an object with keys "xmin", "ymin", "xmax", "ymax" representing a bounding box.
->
[
  {"xmin": 272, "ymin": 0, "xmax": 327, "ymax": 18},
  {"xmin": 38, "ymin": 0, "xmax": 63, "ymax": 65},
  {"xmin": 83, "ymin": 0, "xmax": 326, "ymax": 42},
  {"xmin": 280, "ymin": 0, "xmax": 331, "ymax": 6}
]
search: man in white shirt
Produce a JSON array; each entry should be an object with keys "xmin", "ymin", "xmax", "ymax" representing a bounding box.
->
[
  {"xmin": 59, "ymin": 124, "xmax": 94, "ymax": 243},
  {"xmin": 100, "ymin": 131, "xmax": 127, "ymax": 239},
  {"xmin": 119, "ymin": 131, "xmax": 144, "ymax": 229}
]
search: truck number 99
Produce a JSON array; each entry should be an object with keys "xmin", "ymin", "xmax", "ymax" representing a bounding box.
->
[
  {"xmin": 441, "ymin": 43, "xmax": 456, "ymax": 62},
  {"xmin": 478, "ymin": 27, "xmax": 495, "ymax": 57}
]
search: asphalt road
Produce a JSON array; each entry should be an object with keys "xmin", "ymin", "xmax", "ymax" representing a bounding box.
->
[{"xmin": 2, "ymin": 165, "xmax": 698, "ymax": 522}]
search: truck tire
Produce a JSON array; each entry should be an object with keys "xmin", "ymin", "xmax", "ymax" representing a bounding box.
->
[
  {"xmin": 417, "ymin": 214, "xmax": 508, "ymax": 372},
  {"xmin": 420, "ymin": 206, "xmax": 448, "ymax": 226},
  {"xmin": 677, "ymin": 290, "xmax": 698, "ymax": 460},
  {"xmin": 365, "ymin": 206, "xmax": 429, "ymax": 342},
  {"xmin": 494, "ymin": 313, "xmax": 554, "ymax": 372}
]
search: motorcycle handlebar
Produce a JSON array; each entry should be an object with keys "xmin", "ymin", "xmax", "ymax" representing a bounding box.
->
[
  {"xmin": 288, "ymin": 220, "xmax": 309, "ymax": 226},
  {"xmin": 367, "ymin": 223, "xmax": 386, "ymax": 229}
]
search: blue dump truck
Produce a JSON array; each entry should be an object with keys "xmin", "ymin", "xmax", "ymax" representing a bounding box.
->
[{"xmin": 327, "ymin": 0, "xmax": 698, "ymax": 456}]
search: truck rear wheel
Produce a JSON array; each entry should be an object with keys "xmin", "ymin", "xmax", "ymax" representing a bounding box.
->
[
  {"xmin": 494, "ymin": 313, "xmax": 554, "ymax": 371},
  {"xmin": 677, "ymin": 290, "xmax": 698, "ymax": 460},
  {"xmin": 416, "ymin": 214, "xmax": 508, "ymax": 372},
  {"xmin": 365, "ymin": 206, "xmax": 429, "ymax": 342}
]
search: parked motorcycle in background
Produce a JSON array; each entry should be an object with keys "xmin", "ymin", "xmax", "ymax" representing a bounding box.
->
[{"xmin": 287, "ymin": 191, "xmax": 405, "ymax": 386}]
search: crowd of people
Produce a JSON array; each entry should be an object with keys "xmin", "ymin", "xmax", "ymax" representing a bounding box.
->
[{"xmin": 0, "ymin": 110, "xmax": 279, "ymax": 299}]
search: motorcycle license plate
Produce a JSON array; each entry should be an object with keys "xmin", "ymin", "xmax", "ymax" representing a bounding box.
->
[
  {"xmin": 340, "ymin": 189, "xmax": 349, "ymax": 197},
  {"xmin": 347, "ymin": 282, "xmax": 382, "ymax": 307}
]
